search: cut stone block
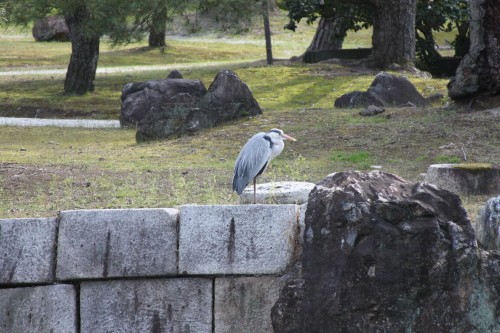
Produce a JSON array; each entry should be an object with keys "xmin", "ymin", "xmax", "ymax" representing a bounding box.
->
[
  {"xmin": 424, "ymin": 163, "xmax": 500, "ymax": 195},
  {"xmin": 80, "ymin": 278, "xmax": 212, "ymax": 333},
  {"xmin": 0, "ymin": 217, "xmax": 57, "ymax": 284},
  {"xmin": 214, "ymin": 276, "xmax": 285, "ymax": 333},
  {"xmin": 240, "ymin": 181, "xmax": 315, "ymax": 204},
  {"xmin": 56, "ymin": 208, "xmax": 178, "ymax": 280},
  {"xmin": 179, "ymin": 205, "xmax": 299, "ymax": 275},
  {"xmin": 0, "ymin": 284, "xmax": 77, "ymax": 333}
]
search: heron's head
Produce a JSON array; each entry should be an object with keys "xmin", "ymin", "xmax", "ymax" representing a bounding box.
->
[{"xmin": 267, "ymin": 128, "xmax": 297, "ymax": 142}]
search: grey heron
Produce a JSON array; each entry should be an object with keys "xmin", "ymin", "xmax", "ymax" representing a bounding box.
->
[{"xmin": 232, "ymin": 128, "xmax": 297, "ymax": 204}]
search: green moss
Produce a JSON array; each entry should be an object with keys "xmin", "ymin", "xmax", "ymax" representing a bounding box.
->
[{"xmin": 454, "ymin": 163, "xmax": 493, "ymax": 171}]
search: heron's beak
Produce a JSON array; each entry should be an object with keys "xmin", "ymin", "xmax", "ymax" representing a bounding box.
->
[{"xmin": 282, "ymin": 133, "xmax": 297, "ymax": 141}]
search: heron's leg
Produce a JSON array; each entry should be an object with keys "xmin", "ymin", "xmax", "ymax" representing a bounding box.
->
[{"xmin": 253, "ymin": 178, "xmax": 257, "ymax": 204}]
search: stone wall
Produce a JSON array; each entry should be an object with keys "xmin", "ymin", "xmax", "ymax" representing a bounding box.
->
[{"xmin": 0, "ymin": 205, "xmax": 303, "ymax": 333}]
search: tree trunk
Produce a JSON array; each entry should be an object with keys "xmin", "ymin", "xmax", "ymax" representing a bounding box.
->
[
  {"xmin": 64, "ymin": 7, "xmax": 100, "ymax": 95},
  {"xmin": 371, "ymin": 0, "xmax": 417, "ymax": 68},
  {"xmin": 262, "ymin": 0, "xmax": 273, "ymax": 65},
  {"xmin": 306, "ymin": 15, "xmax": 347, "ymax": 52},
  {"xmin": 454, "ymin": 21, "xmax": 470, "ymax": 58},
  {"xmin": 448, "ymin": 0, "xmax": 499, "ymax": 100},
  {"xmin": 416, "ymin": 23, "xmax": 442, "ymax": 64},
  {"xmin": 148, "ymin": 2, "xmax": 167, "ymax": 47}
]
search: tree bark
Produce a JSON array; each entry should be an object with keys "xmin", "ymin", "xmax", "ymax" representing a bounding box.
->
[
  {"xmin": 64, "ymin": 6, "xmax": 100, "ymax": 95},
  {"xmin": 262, "ymin": 0, "xmax": 273, "ymax": 65},
  {"xmin": 370, "ymin": 0, "xmax": 417, "ymax": 68},
  {"xmin": 448, "ymin": 0, "xmax": 500, "ymax": 100},
  {"xmin": 306, "ymin": 15, "xmax": 347, "ymax": 52},
  {"xmin": 148, "ymin": 2, "xmax": 167, "ymax": 47}
]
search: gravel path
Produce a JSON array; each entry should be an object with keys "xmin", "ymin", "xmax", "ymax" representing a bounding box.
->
[
  {"xmin": 0, "ymin": 117, "xmax": 121, "ymax": 128},
  {"xmin": 0, "ymin": 59, "xmax": 251, "ymax": 77}
]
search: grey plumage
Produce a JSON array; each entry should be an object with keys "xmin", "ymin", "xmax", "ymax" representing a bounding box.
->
[{"xmin": 232, "ymin": 128, "xmax": 296, "ymax": 203}]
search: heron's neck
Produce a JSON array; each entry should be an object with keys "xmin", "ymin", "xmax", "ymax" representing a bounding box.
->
[{"xmin": 270, "ymin": 140, "xmax": 284, "ymax": 159}]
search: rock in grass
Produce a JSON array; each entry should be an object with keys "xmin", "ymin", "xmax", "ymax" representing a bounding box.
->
[
  {"xmin": 32, "ymin": 16, "xmax": 69, "ymax": 42},
  {"xmin": 424, "ymin": 163, "xmax": 500, "ymax": 195},
  {"xmin": 121, "ymin": 69, "xmax": 262, "ymax": 142},
  {"xmin": 166, "ymin": 70, "xmax": 183, "ymax": 79},
  {"xmin": 120, "ymin": 78, "xmax": 207, "ymax": 127},
  {"xmin": 359, "ymin": 105, "xmax": 385, "ymax": 116},
  {"xmin": 272, "ymin": 171, "xmax": 500, "ymax": 332},
  {"xmin": 334, "ymin": 72, "xmax": 430, "ymax": 108}
]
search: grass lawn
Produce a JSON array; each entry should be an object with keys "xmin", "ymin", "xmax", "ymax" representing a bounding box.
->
[{"xmin": 0, "ymin": 10, "xmax": 498, "ymax": 220}]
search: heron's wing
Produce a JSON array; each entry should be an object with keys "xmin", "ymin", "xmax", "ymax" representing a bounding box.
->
[{"xmin": 232, "ymin": 133, "xmax": 272, "ymax": 194}]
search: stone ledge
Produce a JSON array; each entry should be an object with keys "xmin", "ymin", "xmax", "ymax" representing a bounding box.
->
[
  {"xmin": 80, "ymin": 278, "xmax": 212, "ymax": 333},
  {"xmin": 0, "ymin": 217, "xmax": 57, "ymax": 284},
  {"xmin": 179, "ymin": 205, "xmax": 300, "ymax": 275},
  {"xmin": 240, "ymin": 181, "xmax": 315, "ymax": 204},
  {"xmin": 215, "ymin": 276, "xmax": 284, "ymax": 333},
  {"xmin": 56, "ymin": 208, "xmax": 179, "ymax": 280},
  {"xmin": 0, "ymin": 284, "xmax": 77, "ymax": 333}
]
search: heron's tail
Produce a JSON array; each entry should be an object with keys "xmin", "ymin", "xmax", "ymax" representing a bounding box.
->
[{"xmin": 232, "ymin": 173, "xmax": 248, "ymax": 195}]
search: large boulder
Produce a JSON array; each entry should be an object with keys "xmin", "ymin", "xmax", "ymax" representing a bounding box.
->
[
  {"xmin": 197, "ymin": 69, "xmax": 262, "ymax": 125},
  {"xmin": 334, "ymin": 72, "xmax": 430, "ymax": 108},
  {"xmin": 272, "ymin": 171, "xmax": 500, "ymax": 332},
  {"xmin": 120, "ymin": 78, "xmax": 207, "ymax": 128},
  {"xmin": 32, "ymin": 16, "xmax": 69, "ymax": 42},
  {"xmin": 121, "ymin": 69, "xmax": 262, "ymax": 142}
]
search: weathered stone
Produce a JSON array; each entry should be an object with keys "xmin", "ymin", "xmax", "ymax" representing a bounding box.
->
[
  {"xmin": 240, "ymin": 181, "xmax": 315, "ymax": 204},
  {"xmin": 334, "ymin": 72, "xmax": 430, "ymax": 108},
  {"xmin": 120, "ymin": 78, "xmax": 207, "ymax": 127},
  {"xmin": 197, "ymin": 69, "xmax": 262, "ymax": 124},
  {"xmin": 475, "ymin": 196, "xmax": 500, "ymax": 250},
  {"xmin": 214, "ymin": 276, "xmax": 284, "ymax": 333},
  {"xmin": 334, "ymin": 90, "xmax": 384, "ymax": 108},
  {"xmin": 0, "ymin": 217, "xmax": 57, "ymax": 284},
  {"xmin": 0, "ymin": 284, "xmax": 77, "ymax": 333},
  {"xmin": 272, "ymin": 171, "xmax": 500, "ymax": 332},
  {"xmin": 135, "ymin": 102, "xmax": 213, "ymax": 142},
  {"xmin": 359, "ymin": 105, "xmax": 385, "ymax": 116},
  {"xmin": 80, "ymin": 278, "xmax": 212, "ymax": 333},
  {"xmin": 179, "ymin": 205, "xmax": 299, "ymax": 275},
  {"xmin": 424, "ymin": 163, "xmax": 500, "ymax": 195},
  {"xmin": 56, "ymin": 208, "xmax": 178, "ymax": 280},
  {"xmin": 32, "ymin": 16, "xmax": 69, "ymax": 42},
  {"xmin": 167, "ymin": 70, "xmax": 183, "ymax": 79},
  {"xmin": 122, "ymin": 69, "xmax": 262, "ymax": 142}
]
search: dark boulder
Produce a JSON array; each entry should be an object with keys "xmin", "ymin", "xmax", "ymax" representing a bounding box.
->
[
  {"xmin": 121, "ymin": 69, "xmax": 262, "ymax": 142},
  {"xmin": 197, "ymin": 69, "xmax": 262, "ymax": 125},
  {"xmin": 167, "ymin": 70, "xmax": 183, "ymax": 79},
  {"xmin": 32, "ymin": 16, "xmax": 69, "ymax": 42},
  {"xmin": 334, "ymin": 72, "xmax": 430, "ymax": 108},
  {"xmin": 120, "ymin": 78, "xmax": 208, "ymax": 127},
  {"xmin": 272, "ymin": 171, "xmax": 500, "ymax": 333}
]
